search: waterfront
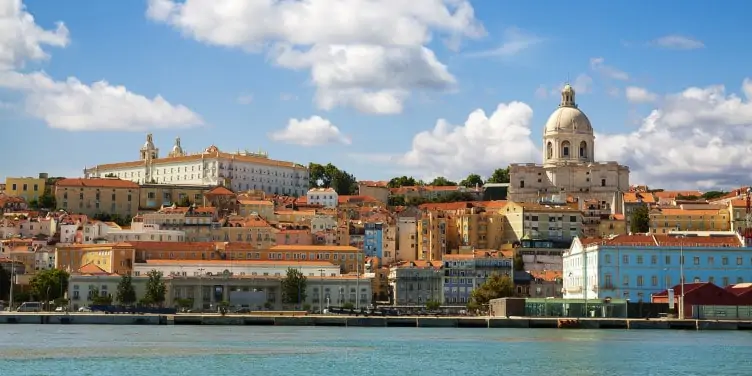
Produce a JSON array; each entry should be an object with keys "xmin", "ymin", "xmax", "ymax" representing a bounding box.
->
[{"xmin": 0, "ymin": 326, "xmax": 750, "ymax": 375}]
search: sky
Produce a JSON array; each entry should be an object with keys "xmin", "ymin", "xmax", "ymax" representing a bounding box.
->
[{"xmin": 1, "ymin": 0, "xmax": 751, "ymax": 190}]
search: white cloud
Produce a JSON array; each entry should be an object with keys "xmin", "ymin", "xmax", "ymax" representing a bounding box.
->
[
  {"xmin": 590, "ymin": 57, "xmax": 629, "ymax": 81},
  {"xmin": 0, "ymin": 71, "xmax": 204, "ymax": 131},
  {"xmin": 651, "ymin": 35, "xmax": 705, "ymax": 50},
  {"xmin": 236, "ymin": 93, "xmax": 253, "ymax": 104},
  {"xmin": 271, "ymin": 43, "xmax": 455, "ymax": 114},
  {"xmin": 625, "ymin": 86, "xmax": 657, "ymax": 103},
  {"xmin": 146, "ymin": 0, "xmax": 485, "ymax": 114},
  {"xmin": 269, "ymin": 115, "xmax": 351, "ymax": 146},
  {"xmin": 395, "ymin": 102, "xmax": 539, "ymax": 179},
  {"xmin": 370, "ymin": 78, "xmax": 752, "ymax": 189},
  {"xmin": 464, "ymin": 27, "xmax": 543, "ymax": 58},
  {"xmin": 0, "ymin": 0, "xmax": 69, "ymax": 71},
  {"xmin": 0, "ymin": 0, "xmax": 202, "ymax": 131}
]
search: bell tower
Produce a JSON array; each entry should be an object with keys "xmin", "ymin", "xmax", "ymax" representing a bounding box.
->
[{"xmin": 140, "ymin": 133, "xmax": 159, "ymax": 161}]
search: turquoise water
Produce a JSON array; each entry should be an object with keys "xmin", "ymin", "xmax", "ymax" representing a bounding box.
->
[{"xmin": 0, "ymin": 326, "xmax": 750, "ymax": 375}]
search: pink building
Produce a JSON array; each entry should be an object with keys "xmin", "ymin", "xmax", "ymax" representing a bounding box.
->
[{"xmin": 276, "ymin": 229, "xmax": 313, "ymax": 246}]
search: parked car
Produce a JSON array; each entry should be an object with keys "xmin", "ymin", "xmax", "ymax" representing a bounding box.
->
[{"xmin": 78, "ymin": 306, "xmax": 92, "ymax": 312}]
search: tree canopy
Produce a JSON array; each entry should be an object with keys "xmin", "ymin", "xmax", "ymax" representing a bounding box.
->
[
  {"xmin": 467, "ymin": 273, "xmax": 515, "ymax": 312},
  {"xmin": 29, "ymin": 269, "xmax": 69, "ymax": 301},
  {"xmin": 429, "ymin": 176, "xmax": 457, "ymax": 186},
  {"xmin": 459, "ymin": 173, "xmax": 484, "ymax": 188},
  {"xmin": 309, "ymin": 163, "xmax": 358, "ymax": 195},
  {"xmin": 92, "ymin": 213, "xmax": 131, "ymax": 227},
  {"xmin": 387, "ymin": 176, "xmax": 421, "ymax": 188},
  {"xmin": 486, "ymin": 168, "xmax": 510, "ymax": 184},
  {"xmin": 281, "ymin": 268, "xmax": 307, "ymax": 305},
  {"xmin": 115, "ymin": 274, "xmax": 137, "ymax": 306},
  {"xmin": 144, "ymin": 270, "xmax": 167, "ymax": 307},
  {"xmin": 630, "ymin": 205, "xmax": 650, "ymax": 234}
]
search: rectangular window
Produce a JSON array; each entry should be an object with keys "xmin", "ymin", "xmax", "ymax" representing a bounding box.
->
[
  {"xmin": 693, "ymin": 257, "xmax": 700, "ymax": 265},
  {"xmin": 622, "ymin": 255, "xmax": 629, "ymax": 264},
  {"xmin": 636, "ymin": 255, "xmax": 643, "ymax": 264},
  {"xmin": 651, "ymin": 275, "xmax": 658, "ymax": 286},
  {"xmin": 651, "ymin": 255, "xmax": 657, "ymax": 265},
  {"xmin": 737, "ymin": 257, "xmax": 743, "ymax": 265},
  {"xmin": 622, "ymin": 275, "xmax": 629, "ymax": 286},
  {"xmin": 665, "ymin": 255, "xmax": 671, "ymax": 265}
]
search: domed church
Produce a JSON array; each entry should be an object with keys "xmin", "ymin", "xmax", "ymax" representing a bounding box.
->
[{"xmin": 508, "ymin": 84, "xmax": 630, "ymax": 214}]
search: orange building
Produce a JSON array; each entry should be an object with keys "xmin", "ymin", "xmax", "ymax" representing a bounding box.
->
[{"xmin": 55, "ymin": 243, "xmax": 135, "ymax": 275}]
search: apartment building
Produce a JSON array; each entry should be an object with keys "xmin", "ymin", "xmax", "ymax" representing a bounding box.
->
[{"xmin": 54, "ymin": 178, "xmax": 139, "ymax": 218}]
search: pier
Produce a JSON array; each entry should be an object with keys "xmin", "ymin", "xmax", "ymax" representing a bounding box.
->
[{"xmin": 2, "ymin": 313, "xmax": 752, "ymax": 330}]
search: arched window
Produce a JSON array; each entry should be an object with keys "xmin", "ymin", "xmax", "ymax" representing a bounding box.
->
[
  {"xmin": 561, "ymin": 141, "xmax": 571, "ymax": 157},
  {"xmin": 546, "ymin": 142, "xmax": 553, "ymax": 159},
  {"xmin": 579, "ymin": 141, "xmax": 587, "ymax": 158}
]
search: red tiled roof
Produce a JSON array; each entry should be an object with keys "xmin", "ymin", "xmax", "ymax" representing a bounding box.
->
[
  {"xmin": 205, "ymin": 186, "xmax": 235, "ymax": 196},
  {"xmin": 653, "ymin": 235, "xmax": 741, "ymax": 247},
  {"xmin": 56, "ymin": 178, "xmax": 139, "ymax": 189}
]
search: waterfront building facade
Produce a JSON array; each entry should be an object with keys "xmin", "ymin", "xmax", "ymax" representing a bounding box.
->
[
  {"xmin": 442, "ymin": 252, "xmax": 513, "ymax": 304},
  {"xmin": 364, "ymin": 222, "xmax": 384, "ymax": 259},
  {"xmin": 389, "ymin": 260, "xmax": 443, "ymax": 305},
  {"xmin": 563, "ymin": 232, "xmax": 752, "ymax": 302}
]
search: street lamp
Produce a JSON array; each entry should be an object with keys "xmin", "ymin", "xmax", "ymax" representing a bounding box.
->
[
  {"xmin": 198, "ymin": 267, "xmax": 206, "ymax": 311},
  {"xmin": 677, "ymin": 234, "xmax": 686, "ymax": 320},
  {"xmin": 318, "ymin": 268, "xmax": 325, "ymax": 314}
]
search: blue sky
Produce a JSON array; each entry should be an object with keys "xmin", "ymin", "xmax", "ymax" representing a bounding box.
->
[{"xmin": 2, "ymin": 0, "xmax": 752, "ymax": 189}]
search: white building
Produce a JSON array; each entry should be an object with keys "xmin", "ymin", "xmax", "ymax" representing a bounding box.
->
[
  {"xmin": 133, "ymin": 259, "xmax": 342, "ymax": 278},
  {"xmin": 508, "ymin": 84, "xmax": 630, "ymax": 213},
  {"xmin": 306, "ymin": 188, "xmax": 338, "ymax": 208},
  {"xmin": 84, "ymin": 134, "xmax": 309, "ymax": 196},
  {"xmin": 34, "ymin": 246, "xmax": 56, "ymax": 271},
  {"xmin": 310, "ymin": 214, "xmax": 337, "ymax": 234},
  {"xmin": 106, "ymin": 223, "xmax": 185, "ymax": 243}
]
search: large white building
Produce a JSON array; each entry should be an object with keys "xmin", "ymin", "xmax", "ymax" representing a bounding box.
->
[
  {"xmin": 306, "ymin": 188, "xmax": 338, "ymax": 207},
  {"xmin": 508, "ymin": 85, "xmax": 630, "ymax": 213},
  {"xmin": 84, "ymin": 134, "xmax": 310, "ymax": 196}
]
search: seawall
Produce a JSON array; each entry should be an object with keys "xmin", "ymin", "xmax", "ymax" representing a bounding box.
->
[{"xmin": 2, "ymin": 313, "xmax": 752, "ymax": 330}]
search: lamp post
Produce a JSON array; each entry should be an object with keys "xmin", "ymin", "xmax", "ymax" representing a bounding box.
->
[
  {"xmin": 197, "ymin": 267, "xmax": 205, "ymax": 311},
  {"xmin": 318, "ymin": 268, "xmax": 325, "ymax": 314},
  {"xmin": 676, "ymin": 234, "xmax": 686, "ymax": 320},
  {"xmin": 355, "ymin": 254, "xmax": 361, "ymax": 310}
]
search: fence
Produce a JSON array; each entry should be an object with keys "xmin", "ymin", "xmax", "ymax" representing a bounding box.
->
[{"xmin": 694, "ymin": 305, "xmax": 752, "ymax": 320}]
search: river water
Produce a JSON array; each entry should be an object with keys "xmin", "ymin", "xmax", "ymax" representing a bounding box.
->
[{"xmin": 0, "ymin": 325, "xmax": 749, "ymax": 375}]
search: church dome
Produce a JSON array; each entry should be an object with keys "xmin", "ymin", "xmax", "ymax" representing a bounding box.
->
[
  {"xmin": 544, "ymin": 106, "xmax": 593, "ymax": 135},
  {"xmin": 544, "ymin": 84, "xmax": 593, "ymax": 135}
]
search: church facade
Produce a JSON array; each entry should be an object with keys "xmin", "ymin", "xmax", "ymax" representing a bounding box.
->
[
  {"xmin": 84, "ymin": 134, "xmax": 310, "ymax": 196},
  {"xmin": 508, "ymin": 84, "xmax": 630, "ymax": 214}
]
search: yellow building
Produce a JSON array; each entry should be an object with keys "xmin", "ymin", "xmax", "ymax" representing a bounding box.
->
[
  {"xmin": 598, "ymin": 214, "xmax": 627, "ymax": 237},
  {"xmin": 267, "ymin": 245, "xmax": 364, "ymax": 273},
  {"xmin": 417, "ymin": 211, "xmax": 451, "ymax": 261},
  {"xmin": 728, "ymin": 199, "xmax": 750, "ymax": 232},
  {"xmin": 238, "ymin": 198, "xmax": 275, "ymax": 220},
  {"xmin": 139, "ymin": 183, "xmax": 212, "ymax": 210},
  {"xmin": 275, "ymin": 209, "xmax": 316, "ymax": 223},
  {"xmin": 55, "ymin": 178, "xmax": 139, "ymax": 218},
  {"xmin": 55, "ymin": 243, "xmax": 135, "ymax": 275},
  {"xmin": 5, "ymin": 177, "xmax": 46, "ymax": 202},
  {"xmin": 649, "ymin": 206, "xmax": 730, "ymax": 234},
  {"xmin": 501, "ymin": 202, "xmax": 583, "ymax": 242}
]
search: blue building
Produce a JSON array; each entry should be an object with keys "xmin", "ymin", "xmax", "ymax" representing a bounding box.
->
[
  {"xmin": 364, "ymin": 222, "xmax": 384, "ymax": 258},
  {"xmin": 442, "ymin": 252, "xmax": 513, "ymax": 305},
  {"xmin": 564, "ymin": 233, "xmax": 752, "ymax": 302}
]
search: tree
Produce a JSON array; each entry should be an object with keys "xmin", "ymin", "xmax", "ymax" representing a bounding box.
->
[
  {"xmin": 487, "ymin": 168, "xmax": 510, "ymax": 184},
  {"xmin": 388, "ymin": 196, "xmax": 406, "ymax": 206},
  {"xmin": 429, "ymin": 176, "xmax": 457, "ymax": 186},
  {"xmin": 425, "ymin": 300, "xmax": 441, "ymax": 311},
  {"xmin": 115, "ymin": 274, "xmax": 137, "ymax": 306},
  {"xmin": 29, "ymin": 269, "xmax": 69, "ymax": 302},
  {"xmin": 281, "ymin": 268, "xmax": 307, "ymax": 305},
  {"xmin": 701, "ymin": 191, "xmax": 727, "ymax": 200},
  {"xmin": 467, "ymin": 273, "xmax": 515, "ymax": 312},
  {"xmin": 387, "ymin": 176, "xmax": 418, "ymax": 188},
  {"xmin": 513, "ymin": 252, "xmax": 524, "ymax": 272},
  {"xmin": 308, "ymin": 163, "xmax": 358, "ymax": 195},
  {"xmin": 630, "ymin": 205, "xmax": 650, "ymax": 234},
  {"xmin": 144, "ymin": 270, "xmax": 167, "ymax": 307},
  {"xmin": 0, "ymin": 267, "xmax": 10, "ymax": 301},
  {"xmin": 89, "ymin": 287, "xmax": 113, "ymax": 306},
  {"xmin": 92, "ymin": 213, "xmax": 131, "ymax": 227},
  {"xmin": 459, "ymin": 173, "xmax": 484, "ymax": 188}
]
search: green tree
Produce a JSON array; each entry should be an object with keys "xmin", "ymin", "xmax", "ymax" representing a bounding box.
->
[
  {"xmin": 513, "ymin": 252, "xmax": 524, "ymax": 272},
  {"xmin": 630, "ymin": 205, "xmax": 650, "ymax": 234},
  {"xmin": 0, "ymin": 267, "xmax": 10, "ymax": 301},
  {"xmin": 459, "ymin": 173, "xmax": 484, "ymax": 188},
  {"xmin": 92, "ymin": 213, "xmax": 132, "ymax": 227},
  {"xmin": 429, "ymin": 176, "xmax": 457, "ymax": 186},
  {"xmin": 144, "ymin": 270, "xmax": 167, "ymax": 307},
  {"xmin": 425, "ymin": 300, "xmax": 441, "ymax": 310},
  {"xmin": 388, "ymin": 196, "xmax": 406, "ymax": 206},
  {"xmin": 27, "ymin": 199, "xmax": 39, "ymax": 209},
  {"xmin": 29, "ymin": 269, "xmax": 69, "ymax": 302},
  {"xmin": 387, "ymin": 176, "xmax": 418, "ymax": 188},
  {"xmin": 701, "ymin": 191, "xmax": 727, "ymax": 200},
  {"xmin": 281, "ymin": 268, "xmax": 307, "ymax": 305},
  {"xmin": 89, "ymin": 287, "xmax": 113, "ymax": 306},
  {"xmin": 308, "ymin": 163, "xmax": 358, "ymax": 195},
  {"xmin": 115, "ymin": 274, "xmax": 137, "ymax": 306},
  {"xmin": 486, "ymin": 167, "xmax": 510, "ymax": 184},
  {"xmin": 467, "ymin": 273, "xmax": 514, "ymax": 312}
]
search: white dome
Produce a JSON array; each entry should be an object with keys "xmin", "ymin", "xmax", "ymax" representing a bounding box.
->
[{"xmin": 544, "ymin": 106, "xmax": 593, "ymax": 135}]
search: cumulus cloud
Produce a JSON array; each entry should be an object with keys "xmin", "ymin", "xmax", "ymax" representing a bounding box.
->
[
  {"xmin": 625, "ymin": 86, "xmax": 658, "ymax": 103},
  {"xmin": 269, "ymin": 115, "xmax": 351, "ymax": 146},
  {"xmin": 650, "ymin": 35, "xmax": 705, "ymax": 50},
  {"xmin": 0, "ymin": 0, "xmax": 202, "ymax": 131},
  {"xmin": 146, "ymin": 0, "xmax": 486, "ymax": 114},
  {"xmin": 396, "ymin": 102, "xmax": 539, "ymax": 179},
  {"xmin": 368, "ymin": 79, "xmax": 752, "ymax": 189}
]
